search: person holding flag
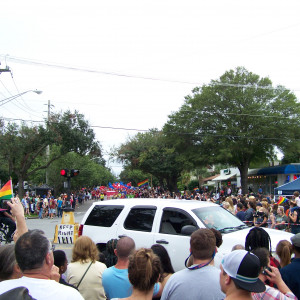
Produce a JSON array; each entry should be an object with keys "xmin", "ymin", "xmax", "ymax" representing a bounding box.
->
[{"xmin": 0, "ymin": 180, "xmax": 16, "ymax": 242}]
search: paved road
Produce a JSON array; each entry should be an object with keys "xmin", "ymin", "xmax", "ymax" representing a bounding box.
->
[{"xmin": 26, "ymin": 199, "xmax": 94, "ymax": 261}]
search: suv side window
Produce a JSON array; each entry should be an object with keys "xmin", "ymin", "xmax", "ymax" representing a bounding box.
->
[
  {"xmin": 160, "ymin": 208, "xmax": 197, "ymax": 235},
  {"xmin": 124, "ymin": 206, "xmax": 156, "ymax": 232},
  {"xmin": 85, "ymin": 205, "xmax": 124, "ymax": 227}
]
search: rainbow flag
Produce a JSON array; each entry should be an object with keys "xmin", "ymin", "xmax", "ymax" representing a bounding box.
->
[
  {"xmin": 137, "ymin": 179, "xmax": 149, "ymax": 187},
  {"xmin": 0, "ymin": 180, "xmax": 13, "ymax": 200},
  {"xmin": 277, "ymin": 196, "xmax": 288, "ymax": 205}
]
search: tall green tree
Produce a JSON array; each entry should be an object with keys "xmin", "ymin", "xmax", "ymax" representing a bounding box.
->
[
  {"xmin": 164, "ymin": 67, "xmax": 300, "ymax": 194},
  {"xmin": 116, "ymin": 129, "xmax": 184, "ymax": 192},
  {"xmin": 0, "ymin": 110, "xmax": 101, "ymax": 198}
]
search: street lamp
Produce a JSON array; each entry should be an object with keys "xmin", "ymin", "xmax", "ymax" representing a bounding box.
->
[{"xmin": 0, "ymin": 90, "xmax": 43, "ymax": 106}]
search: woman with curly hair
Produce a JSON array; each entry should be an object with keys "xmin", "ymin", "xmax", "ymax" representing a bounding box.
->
[{"xmin": 67, "ymin": 236, "xmax": 107, "ymax": 300}]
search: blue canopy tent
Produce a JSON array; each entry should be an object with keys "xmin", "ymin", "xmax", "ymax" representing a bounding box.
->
[{"xmin": 274, "ymin": 177, "xmax": 300, "ymax": 196}]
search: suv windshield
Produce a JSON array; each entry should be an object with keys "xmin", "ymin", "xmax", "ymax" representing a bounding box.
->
[{"xmin": 192, "ymin": 206, "xmax": 247, "ymax": 233}]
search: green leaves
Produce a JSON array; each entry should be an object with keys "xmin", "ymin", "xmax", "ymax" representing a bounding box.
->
[
  {"xmin": 164, "ymin": 67, "xmax": 300, "ymax": 193},
  {"xmin": 116, "ymin": 129, "xmax": 183, "ymax": 191},
  {"xmin": 0, "ymin": 110, "xmax": 106, "ymax": 197}
]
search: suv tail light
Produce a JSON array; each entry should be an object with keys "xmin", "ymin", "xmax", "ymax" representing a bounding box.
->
[{"xmin": 78, "ymin": 224, "xmax": 83, "ymax": 237}]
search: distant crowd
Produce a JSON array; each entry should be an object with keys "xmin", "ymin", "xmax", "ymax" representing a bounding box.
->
[
  {"xmin": 0, "ymin": 196, "xmax": 299, "ymax": 300},
  {"xmin": 3, "ymin": 185, "xmax": 300, "ymax": 239}
]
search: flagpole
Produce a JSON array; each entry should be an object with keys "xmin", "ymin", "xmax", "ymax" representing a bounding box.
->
[{"xmin": 10, "ymin": 177, "xmax": 14, "ymax": 198}]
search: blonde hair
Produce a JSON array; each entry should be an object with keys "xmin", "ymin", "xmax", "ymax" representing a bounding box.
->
[
  {"xmin": 277, "ymin": 206, "xmax": 284, "ymax": 215},
  {"xmin": 276, "ymin": 240, "xmax": 292, "ymax": 267},
  {"xmin": 223, "ymin": 201, "xmax": 230, "ymax": 209},
  {"xmin": 72, "ymin": 236, "xmax": 99, "ymax": 263},
  {"xmin": 261, "ymin": 200, "xmax": 270, "ymax": 212},
  {"xmin": 226, "ymin": 197, "xmax": 234, "ymax": 209},
  {"xmin": 128, "ymin": 248, "xmax": 161, "ymax": 292}
]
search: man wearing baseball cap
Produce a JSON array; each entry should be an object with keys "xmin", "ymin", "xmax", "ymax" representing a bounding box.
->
[
  {"xmin": 219, "ymin": 250, "xmax": 265, "ymax": 300},
  {"xmin": 280, "ymin": 233, "xmax": 300, "ymax": 299}
]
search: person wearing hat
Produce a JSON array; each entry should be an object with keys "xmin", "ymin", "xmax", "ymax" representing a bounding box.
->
[
  {"xmin": 219, "ymin": 250, "xmax": 265, "ymax": 300},
  {"xmin": 280, "ymin": 233, "xmax": 300, "ymax": 299}
]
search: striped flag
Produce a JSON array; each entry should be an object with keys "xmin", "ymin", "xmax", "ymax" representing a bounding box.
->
[
  {"xmin": 277, "ymin": 196, "xmax": 288, "ymax": 205},
  {"xmin": 0, "ymin": 180, "xmax": 13, "ymax": 201},
  {"xmin": 137, "ymin": 179, "xmax": 149, "ymax": 187}
]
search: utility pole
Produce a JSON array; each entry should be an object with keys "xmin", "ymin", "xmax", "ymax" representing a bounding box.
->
[{"xmin": 45, "ymin": 100, "xmax": 53, "ymax": 184}]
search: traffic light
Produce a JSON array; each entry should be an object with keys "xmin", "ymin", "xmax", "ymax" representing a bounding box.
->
[
  {"xmin": 60, "ymin": 169, "xmax": 68, "ymax": 177},
  {"xmin": 71, "ymin": 169, "xmax": 80, "ymax": 177}
]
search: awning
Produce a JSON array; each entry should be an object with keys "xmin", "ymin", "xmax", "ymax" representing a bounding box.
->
[
  {"xmin": 212, "ymin": 172, "xmax": 237, "ymax": 181},
  {"xmin": 257, "ymin": 164, "xmax": 300, "ymax": 175}
]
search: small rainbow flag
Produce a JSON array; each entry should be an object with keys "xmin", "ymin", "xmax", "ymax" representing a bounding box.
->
[
  {"xmin": 0, "ymin": 180, "xmax": 13, "ymax": 201},
  {"xmin": 137, "ymin": 179, "xmax": 149, "ymax": 187},
  {"xmin": 277, "ymin": 196, "xmax": 288, "ymax": 205}
]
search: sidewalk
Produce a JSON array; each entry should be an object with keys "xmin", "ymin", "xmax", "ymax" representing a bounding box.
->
[{"xmin": 26, "ymin": 199, "xmax": 95, "ymax": 240}]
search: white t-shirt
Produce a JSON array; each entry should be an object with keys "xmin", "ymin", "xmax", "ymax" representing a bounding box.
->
[{"xmin": 0, "ymin": 276, "xmax": 84, "ymax": 300}]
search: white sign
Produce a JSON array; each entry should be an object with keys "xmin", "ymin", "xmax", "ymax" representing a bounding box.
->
[{"xmin": 57, "ymin": 224, "xmax": 74, "ymax": 244}]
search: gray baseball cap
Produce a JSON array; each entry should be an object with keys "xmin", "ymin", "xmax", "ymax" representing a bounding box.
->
[{"xmin": 291, "ymin": 233, "xmax": 300, "ymax": 247}]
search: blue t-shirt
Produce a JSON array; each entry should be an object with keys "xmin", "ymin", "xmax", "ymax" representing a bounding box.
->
[
  {"xmin": 280, "ymin": 258, "xmax": 300, "ymax": 300},
  {"xmin": 102, "ymin": 266, "xmax": 159, "ymax": 299},
  {"xmin": 236, "ymin": 211, "xmax": 246, "ymax": 221}
]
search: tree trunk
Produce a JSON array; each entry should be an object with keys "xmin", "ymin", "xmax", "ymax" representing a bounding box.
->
[
  {"xmin": 238, "ymin": 163, "xmax": 249, "ymax": 195},
  {"xmin": 17, "ymin": 177, "xmax": 25, "ymax": 199},
  {"xmin": 198, "ymin": 176, "xmax": 204, "ymax": 187},
  {"xmin": 166, "ymin": 175, "xmax": 178, "ymax": 193}
]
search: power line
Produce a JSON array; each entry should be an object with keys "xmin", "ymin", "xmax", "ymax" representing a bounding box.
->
[
  {"xmin": 179, "ymin": 109, "xmax": 295, "ymax": 119},
  {"xmin": 1, "ymin": 55, "xmax": 299, "ymax": 91},
  {"xmin": 11, "ymin": 76, "xmax": 42, "ymax": 115},
  {"xmin": 1, "ymin": 55, "xmax": 197, "ymax": 85},
  {"xmin": 0, "ymin": 116, "xmax": 299, "ymax": 142},
  {"xmin": 0, "ymin": 79, "xmax": 42, "ymax": 118}
]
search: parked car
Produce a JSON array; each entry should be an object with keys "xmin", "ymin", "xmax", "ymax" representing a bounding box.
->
[{"xmin": 79, "ymin": 198, "xmax": 293, "ymax": 271}]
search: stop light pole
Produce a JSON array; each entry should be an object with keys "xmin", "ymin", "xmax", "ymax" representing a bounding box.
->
[
  {"xmin": 60, "ymin": 169, "xmax": 80, "ymax": 212},
  {"xmin": 54, "ymin": 169, "xmax": 80, "ymax": 244}
]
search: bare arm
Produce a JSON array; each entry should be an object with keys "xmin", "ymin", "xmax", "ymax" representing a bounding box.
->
[
  {"xmin": 7, "ymin": 197, "xmax": 28, "ymax": 241},
  {"xmin": 270, "ymin": 213, "xmax": 275, "ymax": 228},
  {"xmin": 289, "ymin": 211, "xmax": 297, "ymax": 223},
  {"xmin": 266, "ymin": 266, "xmax": 293, "ymax": 295}
]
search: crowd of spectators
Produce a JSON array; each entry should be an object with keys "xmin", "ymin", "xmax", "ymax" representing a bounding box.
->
[{"xmin": 1, "ymin": 188, "xmax": 300, "ymax": 299}]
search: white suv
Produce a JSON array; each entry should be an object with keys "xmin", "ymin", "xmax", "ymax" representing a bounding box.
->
[{"xmin": 79, "ymin": 198, "xmax": 292, "ymax": 271}]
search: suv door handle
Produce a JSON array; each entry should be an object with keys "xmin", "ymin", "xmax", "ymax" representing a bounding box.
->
[
  {"xmin": 118, "ymin": 234, "xmax": 127, "ymax": 238},
  {"xmin": 156, "ymin": 239, "xmax": 169, "ymax": 244}
]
